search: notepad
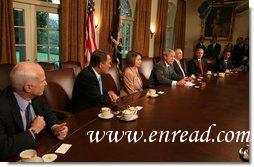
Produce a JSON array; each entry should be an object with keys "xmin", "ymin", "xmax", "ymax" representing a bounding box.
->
[{"xmin": 55, "ymin": 143, "xmax": 72, "ymax": 154}]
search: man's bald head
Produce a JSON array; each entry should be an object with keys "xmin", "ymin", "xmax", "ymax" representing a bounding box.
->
[{"xmin": 10, "ymin": 62, "xmax": 45, "ymax": 91}]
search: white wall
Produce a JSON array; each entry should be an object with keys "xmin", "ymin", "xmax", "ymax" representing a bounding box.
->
[{"xmin": 185, "ymin": 0, "xmax": 249, "ymax": 58}]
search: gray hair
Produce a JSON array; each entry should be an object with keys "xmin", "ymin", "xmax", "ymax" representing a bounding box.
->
[
  {"xmin": 175, "ymin": 48, "xmax": 182, "ymax": 53},
  {"xmin": 163, "ymin": 49, "xmax": 175, "ymax": 56},
  {"xmin": 10, "ymin": 62, "xmax": 42, "ymax": 91},
  {"xmin": 196, "ymin": 48, "xmax": 204, "ymax": 53}
]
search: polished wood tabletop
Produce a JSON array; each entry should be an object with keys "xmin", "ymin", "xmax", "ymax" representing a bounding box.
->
[{"xmin": 12, "ymin": 72, "xmax": 250, "ymax": 162}]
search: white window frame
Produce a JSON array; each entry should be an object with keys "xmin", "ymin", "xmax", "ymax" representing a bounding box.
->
[{"xmin": 13, "ymin": 0, "xmax": 59, "ymax": 62}]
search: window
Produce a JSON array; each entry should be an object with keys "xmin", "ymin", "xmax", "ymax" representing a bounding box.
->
[
  {"xmin": 13, "ymin": 0, "xmax": 60, "ymax": 67},
  {"xmin": 14, "ymin": 8, "xmax": 26, "ymax": 62},
  {"xmin": 165, "ymin": 2, "xmax": 177, "ymax": 50},
  {"xmin": 36, "ymin": 11, "xmax": 59, "ymax": 65},
  {"xmin": 120, "ymin": 0, "xmax": 135, "ymax": 57}
]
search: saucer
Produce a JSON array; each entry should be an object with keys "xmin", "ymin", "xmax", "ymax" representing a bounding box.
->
[
  {"xmin": 136, "ymin": 106, "xmax": 143, "ymax": 110},
  {"xmin": 157, "ymin": 91, "xmax": 164, "ymax": 94},
  {"xmin": 119, "ymin": 114, "xmax": 138, "ymax": 121},
  {"xmin": 239, "ymin": 145, "xmax": 249, "ymax": 161},
  {"xmin": 98, "ymin": 113, "xmax": 114, "ymax": 119},
  {"xmin": 42, "ymin": 154, "xmax": 58, "ymax": 162},
  {"xmin": 150, "ymin": 94, "xmax": 159, "ymax": 98}
]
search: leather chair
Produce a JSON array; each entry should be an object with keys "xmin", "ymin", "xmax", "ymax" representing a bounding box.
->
[
  {"xmin": 107, "ymin": 65, "xmax": 121, "ymax": 93},
  {"xmin": 61, "ymin": 61, "xmax": 82, "ymax": 76},
  {"xmin": 139, "ymin": 57, "xmax": 154, "ymax": 87},
  {"xmin": 38, "ymin": 62, "xmax": 55, "ymax": 71},
  {"xmin": 0, "ymin": 64, "xmax": 14, "ymax": 90},
  {"xmin": 102, "ymin": 74, "xmax": 118, "ymax": 94},
  {"xmin": 44, "ymin": 68, "xmax": 75, "ymax": 119},
  {"xmin": 153, "ymin": 56, "xmax": 161, "ymax": 65}
]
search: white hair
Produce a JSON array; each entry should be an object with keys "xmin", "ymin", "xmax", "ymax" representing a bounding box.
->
[{"xmin": 10, "ymin": 62, "xmax": 42, "ymax": 91}]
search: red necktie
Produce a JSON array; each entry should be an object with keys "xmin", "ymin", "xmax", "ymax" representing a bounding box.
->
[{"xmin": 198, "ymin": 59, "xmax": 203, "ymax": 76}]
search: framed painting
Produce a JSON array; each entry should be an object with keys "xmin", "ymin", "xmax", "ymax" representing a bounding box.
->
[{"xmin": 201, "ymin": 3, "xmax": 236, "ymax": 41}]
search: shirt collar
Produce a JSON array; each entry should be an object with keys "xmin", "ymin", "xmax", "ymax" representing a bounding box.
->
[
  {"xmin": 164, "ymin": 61, "xmax": 170, "ymax": 68},
  {"xmin": 13, "ymin": 91, "xmax": 31, "ymax": 112},
  {"xmin": 92, "ymin": 67, "xmax": 101, "ymax": 80},
  {"xmin": 174, "ymin": 59, "xmax": 180, "ymax": 64}
]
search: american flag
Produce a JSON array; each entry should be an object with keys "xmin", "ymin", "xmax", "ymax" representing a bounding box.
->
[{"xmin": 85, "ymin": 0, "xmax": 97, "ymax": 66}]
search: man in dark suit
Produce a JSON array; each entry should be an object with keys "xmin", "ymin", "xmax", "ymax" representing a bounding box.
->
[
  {"xmin": 206, "ymin": 36, "xmax": 221, "ymax": 60},
  {"xmin": 70, "ymin": 50, "xmax": 119, "ymax": 112},
  {"xmin": 173, "ymin": 49, "xmax": 186, "ymax": 77},
  {"xmin": 216, "ymin": 50, "xmax": 234, "ymax": 72},
  {"xmin": 188, "ymin": 48, "xmax": 208, "ymax": 77},
  {"xmin": 232, "ymin": 37, "xmax": 245, "ymax": 68},
  {"xmin": 0, "ymin": 62, "xmax": 68, "ymax": 160},
  {"xmin": 149, "ymin": 49, "xmax": 185, "ymax": 86}
]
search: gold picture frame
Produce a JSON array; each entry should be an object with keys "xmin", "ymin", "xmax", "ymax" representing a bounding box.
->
[{"xmin": 201, "ymin": 3, "xmax": 236, "ymax": 41}]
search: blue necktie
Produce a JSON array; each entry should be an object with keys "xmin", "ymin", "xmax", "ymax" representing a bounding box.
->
[{"xmin": 98, "ymin": 76, "xmax": 103, "ymax": 95}]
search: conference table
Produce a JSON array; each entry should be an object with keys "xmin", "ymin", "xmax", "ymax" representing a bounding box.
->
[{"xmin": 13, "ymin": 72, "xmax": 250, "ymax": 162}]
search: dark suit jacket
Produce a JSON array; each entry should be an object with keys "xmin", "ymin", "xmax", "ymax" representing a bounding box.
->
[
  {"xmin": 195, "ymin": 43, "xmax": 207, "ymax": 54},
  {"xmin": 232, "ymin": 44, "xmax": 245, "ymax": 67},
  {"xmin": 173, "ymin": 60, "xmax": 185, "ymax": 77},
  {"xmin": 70, "ymin": 66, "xmax": 111, "ymax": 112},
  {"xmin": 149, "ymin": 60, "xmax": 183, "ymax": 86},
  {"xmin": 216, "ymin": 57, "xmax": 233, "ymax": 72},
  {"xmin": 0, "ymin": 86, "xmax": 59, "ymax": 160},
  {"xmin": 206, "ymin": 43, "xmax": 221, "ymax": 60},
  {"xmin": 188, "ymin": 58, "xmax": 208, "ymax": 77}
]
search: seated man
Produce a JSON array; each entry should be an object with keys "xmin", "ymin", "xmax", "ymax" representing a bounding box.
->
[
  {"xmin": 188, "ymin": 48, "xmax": 208, "ymax": 77},
  {"xmin": 70, "ymin": 50, "xmax": 119, "ymax": 112},
  {"xmin": 0, "ymin": 62, "xmax": 68, "ymax": 160},
  {"xmin": 149, "ymin": 49, "xmax": 186, "ymax": 86},
  {"xmin": 216, "ymin": 50, "xmax": 234, "ymax": 72},
  {"xmin": 173, "ymin": 49, "xmax": 186, "ymax": 77}
]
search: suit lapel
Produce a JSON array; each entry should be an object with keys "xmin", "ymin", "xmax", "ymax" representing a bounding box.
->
[
  {"xmin": 174, "ymin": 61, "xmax": 181, "ymax": 74},
  {"xmin": 7, "ymin": 87, "xmax": 25, "ymax": 131}
]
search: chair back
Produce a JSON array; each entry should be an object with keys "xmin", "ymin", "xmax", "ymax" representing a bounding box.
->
[
  {"xmin": 61, "ymin": 61, "xmax": 82, "ymax": 76},
  {"xmin": 153, "ymin": 56, "xmax": 161, "ymax": 65},
  {"xmin": 139, "ymin": 57, "xmax": 154, "ymax": 86},
  {"xmin": 107, "ymin": 65, "xmax": 121, "ymax": 92},
  {"xmin": 44, "ymin": 68, "xmax": 75, "ymax": 111},
  {"xmin": 38, "ymin": 62, "xmax": 55, "ymax": 71}
]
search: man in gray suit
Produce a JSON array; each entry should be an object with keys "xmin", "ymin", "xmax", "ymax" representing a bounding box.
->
[{"xmin": 149, "ymin": 49, "xmax": 186, "ymax": 86}]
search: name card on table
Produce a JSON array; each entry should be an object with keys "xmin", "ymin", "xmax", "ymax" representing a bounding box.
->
[{"xmin": 55, "ymin": 143, "xmax": 72, "ymax": 154}]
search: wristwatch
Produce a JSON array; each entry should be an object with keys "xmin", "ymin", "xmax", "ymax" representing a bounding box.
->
[{"xmin": 29, "ymin": 128, "xmax": 38, "ymax": 139}]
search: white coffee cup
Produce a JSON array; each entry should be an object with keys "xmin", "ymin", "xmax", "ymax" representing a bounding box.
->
[
  {"xmin": 148, "ymin": 89, "xmax": 156, "ymax": 96},
  {"xmin": 122, "ymin": 109, "xmax": 135, "ymax": 120},
  {"xmin": 19, "ymin": 149, "xmax": 37, "ymax": 162},
  {"xmin": 218, "ymin": 72, "xmax": 225, "ymax": 78},
  {"xmin": 225, "ymin": 69, "xmax": 230, "ymax": 73},
  {"xmin": 207, "ymin": 70, "xmax": 212, "ymax": 75},
  {"xmin": 101, "ymin": 107, "xmax": 111, "ymax": 117}
]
